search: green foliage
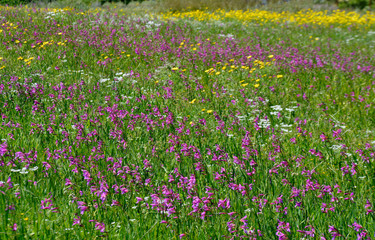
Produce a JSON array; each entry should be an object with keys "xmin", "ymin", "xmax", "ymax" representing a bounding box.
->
[
  {"xmin": 338, "ymin": 0, "xmax": 372, "ymax": 9},
  {"xmin": 0, "ymin": 0, "xmax": 57, "ymax": 6},
  {"xmin": 0, "ymin": 0, "xmax": 32, "ymax": 6}
]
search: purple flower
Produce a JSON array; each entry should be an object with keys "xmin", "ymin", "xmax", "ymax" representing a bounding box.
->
[
  {"xmin": 333, "ymin": 128, "xmax": 342, "ymax": 137},
  {"xmin": 218, "ymin": 198, "xmax": 231, "ymax": 209},
  {"xmin": 65, "ymin": 178, "xmax": 72, "ymax": 186},
  {"xmin": 73, "ymin": 217, "xmax": 81, "ymax": 226},
  {"xmin": 351, "ymin": 222, "xmax": 363, "ymax": 232},
  {"xmin": 95, "ymin": 222, "xmax": 105, "ymax": 233},
  {"xmin": 328, "ymin": 226, "xmax": 342, "ymax": 239},
  {"xmin": 0, "ymin": 141, "xmax": 7, "ymax": 157},
  {"xmin": 77, "ymin": 201, "xmax": 88, "ymax": 215},
  {"xmin": 179, "ymin": 233, "xmax": 186, "ymax": 239},
  {"xmin": 11, "ymin": 223, "xmax": 17, "ymax": 231},
  {"xmin": 297, "ymin": 225, "xmax": 315, "ymax": 237},
  {"xmin": 320, "ymin": 134, "xmax": 328, "ymax": 142}
]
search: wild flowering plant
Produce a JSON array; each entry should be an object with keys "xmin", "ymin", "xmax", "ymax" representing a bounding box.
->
[{"xmin": 0, "ymin": 4, "xmax": 374, "ymax": 239}]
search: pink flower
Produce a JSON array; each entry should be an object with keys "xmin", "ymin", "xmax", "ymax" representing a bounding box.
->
[
  {"xmin": 95, "ymin": 222, "xmax": 105, "ymax": 233},
  {"xmin": 11, "ymin": 223, "xmax": 17, "ymax": 231},
  {"xmin": 73, "ymin": 217, "xmax": 81, "ymax": 226},
  {"xmin": 320, "ymin": 134, "xmax": 328, "ymax": 142}
]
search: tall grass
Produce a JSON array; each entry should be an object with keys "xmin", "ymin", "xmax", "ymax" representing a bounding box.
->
[{"xmin": 0, "ymin": 4, "xmax": 374, "ymax": 239}]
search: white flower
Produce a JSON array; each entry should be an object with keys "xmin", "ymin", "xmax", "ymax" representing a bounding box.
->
[
  {"xmin": 330, "ymin": 145, "xmax": 342, "ymax": 151},
  {"xmin": 270, "ymin": 105, "xmax": 282, "ymax": 111},
  {"xmin": 281, "ymin": 128, "xmax": 292, "ymax": 133},
  {"xmin": 237, "ymin": 116, "xmax": 246, "ymax": 120},
  {"xmin": 99, "ymin": 78, "xmax": 110, "ymax": 83},
  {"xmin": 30, "ymin": 166, "xmax": 39, "ymax": 171}
]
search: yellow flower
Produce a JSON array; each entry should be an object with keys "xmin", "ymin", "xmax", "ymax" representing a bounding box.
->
[
  {"xmin": 201, "ymin": 108, "xmax": 206, "ymax": 111},
  {"xmin": 254, "ymin": 84, "xmax": 260, "ymax": 88},
  {"xmin": 277, "ymin": 75, "xmax": 283, "ymax": 78},
  {"xmin": 268, "ymin": 55, "xmax": 274, "ymax": 58},
  {"xmin": 171, "ymin": 67, "xmax": 179, "ymax": 71},
  {"xmin": 190, "ymin": 99, "xmax": 196, "ymax": 104},
  {"xmin": 215, "ymin": 71, "xmax": 221, "ymax": 75},
  {"xmin": 24, "ymin": 218, "xmax": 28, "ymax": 221},
  {"xmin": 206, "ymin": 110, "xmax": 213, "ymax": 113},
  {"xmin": 241, "ymin": 83, "xmax": 249, "ymax": 87}
]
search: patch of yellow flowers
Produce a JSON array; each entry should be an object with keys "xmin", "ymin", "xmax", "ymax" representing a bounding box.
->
[{"xmin": 160, "ymin": 9, "xmax": 375, "ymax": 28}]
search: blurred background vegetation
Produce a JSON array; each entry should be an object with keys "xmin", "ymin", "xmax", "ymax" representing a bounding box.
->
[{"xmin": 0, "ymin": 0, "xmax": 373, "ymax": 12}]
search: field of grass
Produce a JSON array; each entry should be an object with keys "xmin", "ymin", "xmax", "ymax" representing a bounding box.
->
[{"xmin": 0, "ymin": 3, "xmax": 375, "ymax": 239}]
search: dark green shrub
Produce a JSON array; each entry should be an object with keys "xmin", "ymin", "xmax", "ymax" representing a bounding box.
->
[
  {"xmin": 0, "ymin": 0, "xmax": 56, "ymax": 6},
  {"xmin": 338, "ymin": 0, "xmax": 371, "ymax": 9},
  {"xmin": 0, "ymin": 0, "xmax": 32, "ymax": 5}
]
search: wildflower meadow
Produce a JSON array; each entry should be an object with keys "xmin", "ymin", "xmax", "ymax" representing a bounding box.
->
[{"xmin": 0, "ymin": 3, "xmax": 375, "ymax": 239}]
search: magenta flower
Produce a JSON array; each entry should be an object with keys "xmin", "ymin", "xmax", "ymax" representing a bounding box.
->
[
  {"xmin": 179, "ymin": 233, "xmax": 186, "ymax": 239},
  {"xmin": 0, "ymin": 141, "xmax": 7, "ymax": 156},
  {"xmin": 65, "ymin": 178, "xmax": 72, "ymax": 186},
  {"xmin": 73, "ymin": 217, "xmax": 82, "ymax": 226},
  {"xmin": 218, "ymin": 198, "xmax": 231, "ymax": 209},
  {"xmin": 95, "ymin": 222, "xmax": 105, "ymax": 233},
  {"xmin": 11, "ymin": 223, "xmax": 17, "ymax": 231},
  {"xmin": 320, "ymin": 134, "xmax": 328, "ymax": 142}
]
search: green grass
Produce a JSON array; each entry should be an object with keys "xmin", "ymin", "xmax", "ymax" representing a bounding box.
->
[{"xmin": 0, "ymin": 3, "xmax": 374, "ymax": 239}]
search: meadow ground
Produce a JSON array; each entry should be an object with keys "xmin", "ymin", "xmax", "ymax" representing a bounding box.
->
[{"xmin": 0, "ymin": 3, "xmax": 375, "ymax": 239}]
